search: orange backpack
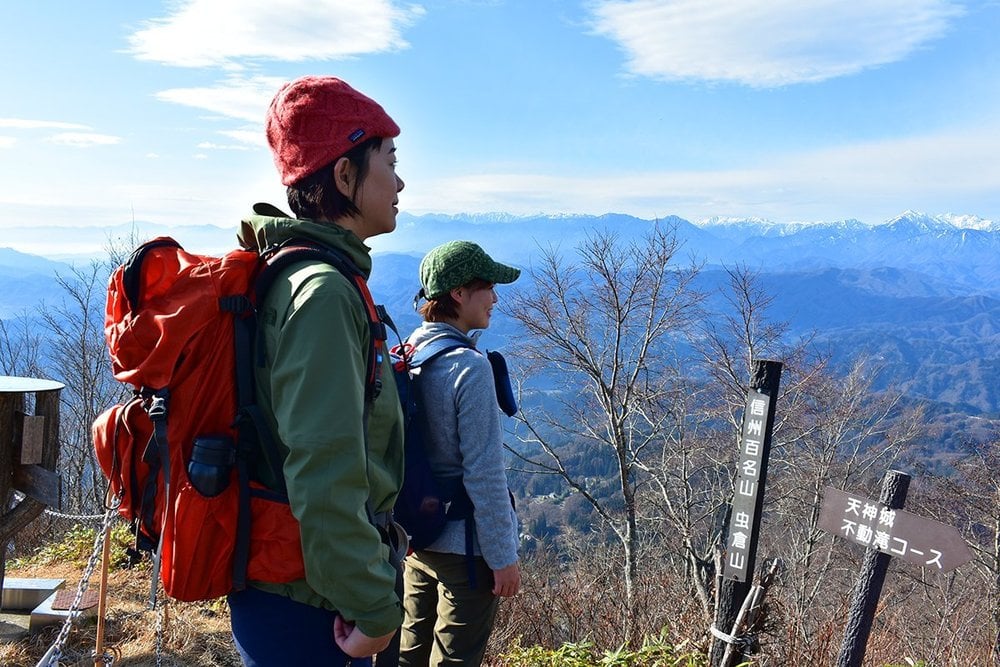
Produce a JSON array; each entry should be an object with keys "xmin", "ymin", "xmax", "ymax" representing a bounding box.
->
[{"xmin": 93, "ymin": 236, "xmax": 386, "ymax": 602}]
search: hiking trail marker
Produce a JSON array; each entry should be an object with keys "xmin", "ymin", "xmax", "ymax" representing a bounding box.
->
[
  {"xmin": 818, "ymin": 485, "xmax": 973, "ymax": 573},
  {"xmin": 711, "ymin": 359, "xmax": 782, "ymax": 667}
]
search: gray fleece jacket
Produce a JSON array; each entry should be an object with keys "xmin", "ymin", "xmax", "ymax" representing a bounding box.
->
[{"xmin": 406, "ymin": 322, "xmax": 519, "ymax": 571}]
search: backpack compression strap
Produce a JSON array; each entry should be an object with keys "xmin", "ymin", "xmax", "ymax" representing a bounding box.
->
[{"xmin": 121, "ymin": 238, "xmax": 183, "ymax": 311}]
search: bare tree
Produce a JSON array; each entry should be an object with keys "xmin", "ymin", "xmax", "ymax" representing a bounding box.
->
[
  {"xmin": 0, "ymin": 311, "xmax": 45, "ymax": 378},
  {"xmin": 768, "ymin": 359, "xmax": 922, "ymax": 659},
  {"xmin": 634, "ymin": 367, "xmax": 731, "ymax": 622},
  {"xmin": 679, "ymin": 265, "xmax": 812, "ymax": 626},
  {"xmin": 687, "ymin": 265, "xmax": 923, "ymax": 658},
  {"xmin": 502, "ymin": 224, "xmax": 703, "ymax": 637},
  {"xmin": 40, "ymin": 261, "xmax": 122, "ymax": 512},
  {"xmin": 923, "ymin": 437, "xmax": 1000, "ymax": 661},
  {"xmin": 693, "ymin": 265, "xmax": 815, "ymax": 431}
]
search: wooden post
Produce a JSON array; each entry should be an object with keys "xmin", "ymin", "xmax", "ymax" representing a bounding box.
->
[
  {"xmin": 0, "ymin": 376, "xmax": 64, "ymax": 606},
  {"xmin": 0, "ymin": 388, "xmax": 24, "ymax": 608},
  {"xmin": 95, "ymin": 522, "xmax": 112, "ymax": 666},
  {"xmin": 710, "ymin": 360, "xmax": 782, "ymax": 667},
  {"xmin": 836, "ymin": 469, "xmax": 911, "ymax": 667}
]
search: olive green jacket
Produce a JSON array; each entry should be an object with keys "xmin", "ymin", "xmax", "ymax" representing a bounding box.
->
[{"xmin": 237, "ymin": 203, "xmax": 404, "ymax": 637}]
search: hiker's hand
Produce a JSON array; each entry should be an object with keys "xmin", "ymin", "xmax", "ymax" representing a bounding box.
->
[
  {"xmin": 333, "ymin": 615, "xmax": 395, "ymax": 657},
  {"xmin": 492, "ymin": 563, "xmax": 521, "ymax": 597}
]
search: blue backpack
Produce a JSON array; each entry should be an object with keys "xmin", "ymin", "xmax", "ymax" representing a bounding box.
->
[{"xmin": 391, "ymin": 335, "xmax": 517, "ymax": 554}]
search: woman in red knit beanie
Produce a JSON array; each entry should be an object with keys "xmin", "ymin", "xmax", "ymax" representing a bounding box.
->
[{"xmin": 228, "ymin": 75, "xmax": 406, "ymax": 667}]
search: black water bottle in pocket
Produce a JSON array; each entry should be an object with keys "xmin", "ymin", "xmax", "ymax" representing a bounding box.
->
[{"xmin": 187, "ymin": 436, "xmax": 235, "ymax": 497}]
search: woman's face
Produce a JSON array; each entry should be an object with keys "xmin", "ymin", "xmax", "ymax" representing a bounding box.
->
[
  {"xmin": 453, "ymin": 284, "xmax": 498, "ymax": 333},
  {"xmin": 347, "ymin": 139, "xmax": 404, "ymax": 240}
]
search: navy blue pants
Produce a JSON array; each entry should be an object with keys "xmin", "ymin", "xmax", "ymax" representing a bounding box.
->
[{"xmin": 228, "ymin": 586, "xmax": 372, "ymax": 666}]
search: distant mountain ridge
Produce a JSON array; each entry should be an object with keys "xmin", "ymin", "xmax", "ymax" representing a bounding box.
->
[
  {"xmin": 0, "ymin": 248, "xmax": 75, "ymax": 318},
  {"xmin": 2, "ymin": 209, "xmax": 996, "ymax": 306},
  {"xmin": 0, "ymin": 210, "xmax": 996, "ymax": 281},
  {"xmin": 1, "ymin": 210, "xmax": 998, "ymax": 424},
  {"xmin": 684, "ymin": 211, "xmax": 1000, "ymax": 294}
]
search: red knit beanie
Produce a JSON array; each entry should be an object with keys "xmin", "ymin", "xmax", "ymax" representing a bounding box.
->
[{"xmin": 265, "ymin": 76, "xmax": 400, "ymax": 186}]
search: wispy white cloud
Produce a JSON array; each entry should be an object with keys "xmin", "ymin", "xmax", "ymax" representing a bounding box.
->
[
  {"xmin": 128, "ymin": 0, "xmax": 425, "ymax": 67},
  {"xmin": 0, "ymin": 119, "xmax": 119, "ymax": 150},
  {"xmin": 590, "ymin": 0, "xmax": 964, "ymax": 87},
  {"xmin": 0, "ymin": 118, "xmax": 91, "ymax": 130},
  {"xmin": 155, "ymin": 74, "xmax": 286, "ymax": 125},
  {"xmin": 45, "ymin": 133, "xmax": 122, "ymax": 148},
  {"xmin": 219, "ymin": 129, "xmax": 267, "ymax": 147},
  {"xmin": 197, "ymin": 141, "xmax": 252, "ymax": 150}
]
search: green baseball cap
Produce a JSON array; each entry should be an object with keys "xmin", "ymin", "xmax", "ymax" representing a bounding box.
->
[{"xmin": 419, "ymin": 241, "xmax": 520, "ymax": 300}]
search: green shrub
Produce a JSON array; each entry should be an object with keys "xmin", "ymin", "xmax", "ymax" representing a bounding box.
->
[{"xmin": 10, "ymin": 522, "xmax": 134, "ymax": 569}]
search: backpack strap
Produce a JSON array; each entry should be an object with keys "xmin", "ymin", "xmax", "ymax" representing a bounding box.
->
[
  {"xmin": 144, "ymin": 389, "xmax": 170, "ymax": 606},
  {"xmin": 229, "ymin": 307, "xmax": 265, "ymax": 593},
  {"xmin": 245, "ymin": 238, "xmax": 393, "ymax": 579},
  {"xmin": 487, "ymin": 350, "xmax": 518, "ymax": 417},
  {"xmin": 257, "ymin": 239, "xmax": 388, "ymax": 403},
  {"xmin": 407, "ymin": 334, "xmax": 473, "ymax": 370}
]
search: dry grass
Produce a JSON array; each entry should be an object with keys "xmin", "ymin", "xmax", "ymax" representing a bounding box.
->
[{"xmin": 1, "ymin": 560, "xmax": 241, "ymax": 667}]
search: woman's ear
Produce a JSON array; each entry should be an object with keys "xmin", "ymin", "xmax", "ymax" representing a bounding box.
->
[
  {"xmin": 332, "ymin": 156, "xmax": 356, "ymax": 198},
  {"xmin": 450, "ymin": 287, "xmax": 465, "ymax": 305}
]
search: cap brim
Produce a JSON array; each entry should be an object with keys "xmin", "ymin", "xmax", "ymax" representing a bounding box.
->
[{"xmin": 483, "ymin": 261, "xmax": 520, "ymax": 285}]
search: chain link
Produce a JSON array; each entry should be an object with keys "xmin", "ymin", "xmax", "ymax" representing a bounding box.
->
[
  {"xmin": 34, "ymin": 645, "xmax": 117, "ymax": 666},
  {"xmin": 11, "ymin": 490, "xmax": 107, "ymax": 521},
  {"xmin": 37, "ymin": 508, "xmax": 118, "ymax": 667},
  {"xmin": 42, "ymin": 507, "xmax": 107, "ymax": 521}
]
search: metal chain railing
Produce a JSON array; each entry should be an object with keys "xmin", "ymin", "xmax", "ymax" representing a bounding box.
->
[
  {"xmin": 35, "ymin": 507, "xmax": 119, "ymax": 667},
  {"xmin": 42, "ymin": 507, "xmax": 107, "ymax": 522},
  {"xmin": 11, "ymin": 491, "xmax": 107, "ymax": 522}
]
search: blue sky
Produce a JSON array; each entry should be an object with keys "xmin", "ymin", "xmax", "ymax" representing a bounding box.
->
[{"xmin": 2, "ymin": 0, "xmax": 998, "ymax": 235}]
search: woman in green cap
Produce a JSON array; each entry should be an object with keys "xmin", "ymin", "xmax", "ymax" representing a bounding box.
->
[{"xmin": 398, "ymin": 241, "xmax": 522, "ymax": 667}]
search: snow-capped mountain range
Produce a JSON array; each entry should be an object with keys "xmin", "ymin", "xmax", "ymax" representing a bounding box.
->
[
  {"xmin": 698, "ymin": 211, "xmax": 997, "ymax": 234},
  {"xmin": 1, "ymin": 209, "xmax": 998, "ymax": 430},
  {"xmin": 0, "ymin": 209, "xmax": 996, "ymax": 267}
]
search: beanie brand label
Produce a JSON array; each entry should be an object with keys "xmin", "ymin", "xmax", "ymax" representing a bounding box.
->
[{"xmin": 349, "ymin": 129, "xmax": 366, "ymax": 143}]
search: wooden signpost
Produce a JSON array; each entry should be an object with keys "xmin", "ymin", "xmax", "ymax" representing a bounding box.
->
[
  {"xmin": 819, "ymin": 470, "xmax": 973, "ymax": 667},
  {"xmin": 818, "ymin": 485, "xmax": 973, "ymax": 573},
  {"xmin": 721, "ymin": 385, "xmax": 774, "ymax": 583},
  {"xmin": 710, "ymin": 359, "xmax": 782, "ymax": 667}
]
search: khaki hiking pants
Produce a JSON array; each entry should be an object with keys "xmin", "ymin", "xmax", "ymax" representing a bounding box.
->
[{"xmin": 398, "ymin": 550, "xmax": 499, "ymax": 667}]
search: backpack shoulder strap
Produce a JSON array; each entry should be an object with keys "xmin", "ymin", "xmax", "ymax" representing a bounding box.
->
[
  {"xmin": 256, "ymin": 239, "xmax": 388, "ymax": 402},
  {"xmin": 251, "ymin": 237, "xmax": 391, "ymax": 536},
  {"xmin": 408, "ymin": 335, "xmax": 473, "ymax": 371}
]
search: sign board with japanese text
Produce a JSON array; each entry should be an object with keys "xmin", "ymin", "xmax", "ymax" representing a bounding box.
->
[
  {"xmin": 817, "ymin": 486, "xmax": 973, "ymax": 573},
  {"xmin": 722, "ymin": 388, "xmax": 772, "ymax": 582}
]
